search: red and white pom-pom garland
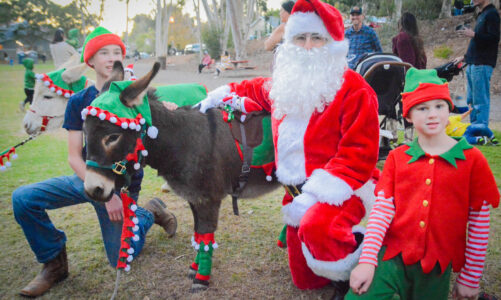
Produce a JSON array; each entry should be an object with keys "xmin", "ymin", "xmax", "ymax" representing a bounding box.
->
[
  {"xmin": 81, "ymin": 106, "xmax": 150, "ymax": 135},
  {"xmin": 37, "ymin": 73, "xmax": 76, "ymax": 99},
  {"xmin": 0, "ymin": 147, "xmax": 18, "ymax": 172}
]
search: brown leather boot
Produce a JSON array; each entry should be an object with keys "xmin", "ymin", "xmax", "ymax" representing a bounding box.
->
[
  {"xmin": 144, "ymin": 198, "xmax": 177, "ymax": 238},
  {"xmin": 20, "ymin": 246, "xmax": 69, "ymax": 298}
]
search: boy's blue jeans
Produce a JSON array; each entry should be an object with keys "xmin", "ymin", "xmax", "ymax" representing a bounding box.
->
[
  {"xmin": 12, "ymin": 174, "xmax": 154, "ymax": 267},
  {"xmin": 466, "ymin": 64, "xmax": 493, "ymax": 126},
  {"xmin": 464, "ymin": 123, "xmax": 494, "ymax": 144}
]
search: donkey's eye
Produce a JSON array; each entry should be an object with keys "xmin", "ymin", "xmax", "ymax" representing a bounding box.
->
[
  {"xmin": 104, "ymin": 134, "xmax": 121, "ymax": 146},
  {"xmin": 43, "ymin": 95, "xmax": 53, "ymax": 99}
]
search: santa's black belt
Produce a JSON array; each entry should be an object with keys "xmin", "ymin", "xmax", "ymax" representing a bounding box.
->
[{"xmin": 284, "ymin": 183, "xmax": 304, "ymax": 198}]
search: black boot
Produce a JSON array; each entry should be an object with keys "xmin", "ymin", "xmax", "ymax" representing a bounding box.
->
[{"xmin": 331, "ymin": 280, "xmax": 350, "ymax": 300}]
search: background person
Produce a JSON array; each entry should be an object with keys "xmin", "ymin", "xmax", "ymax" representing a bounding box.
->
[
  {"xmin": 446, "ymin": 106, "xmax": 498, "ymax": 145},
  {"xmin": 392, "ymin": 12, "xmax": 427, "ymax": 69},
  {"xmin": 198, "ymin": 51, "xmax": 213, "ymax": 73},
  {"xmin": 454, "ymin": 0, "xmax": 500, "ymax": 130},
  {"xmin": 214, "ymin": 51, "xmax": 232, "ymax": 77},
  {"xmin": 49, "ymin": 29, "xmax": 78, "ymax": 69},
  {"xmin": 19, "ymin": 58, "xmax": 35, "ymax": 112},
  {"xmin": 12, "ymin": 26, "xmax": 177, "ymax": 298},
  {"xmin": 345, "ymin": 6, "xmax": 383, "ymax": 69},
  {"xmin": 264, "ymin": 1, "xmax": 295, "ymax": 52}
]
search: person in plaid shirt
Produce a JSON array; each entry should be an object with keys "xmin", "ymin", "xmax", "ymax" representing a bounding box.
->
[{"xmin": 345, "ymin": 6, "xmax": 383, "ymax": 69}]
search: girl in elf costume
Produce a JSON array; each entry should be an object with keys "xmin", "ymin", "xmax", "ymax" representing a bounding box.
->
[
  {"xmin": 12, "ymin": 26, "xmax": 177, "ymax": 298},
  {"xmin": 348, "ymin": 68, "xmax": 500, "ymax": 300}
]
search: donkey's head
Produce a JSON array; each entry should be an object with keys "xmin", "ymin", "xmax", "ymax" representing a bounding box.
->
[
  {"xmin": 23, "ymin": 60, "xmax": 91, "ymax": 134},
  {"xmin": 83, "ymin": 61, "xmax": 160, "ymax": 202}
]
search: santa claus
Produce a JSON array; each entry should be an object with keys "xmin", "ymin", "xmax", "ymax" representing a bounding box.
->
[{"xmin": 199, "ymin": 0, "xmax": 379, "ymax": 298}]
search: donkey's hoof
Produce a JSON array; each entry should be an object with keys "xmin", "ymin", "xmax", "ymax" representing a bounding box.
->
[
  {"xmin": 161, "ymin": 182, "xmax": 171, "ymax": 193},
  {"xmin": 190, "ymin": 279, "xmax": 209, "ymax": 293},
  {"xmin": 187, "ymin": 267, "xmax": 197, "ymax": 279}
]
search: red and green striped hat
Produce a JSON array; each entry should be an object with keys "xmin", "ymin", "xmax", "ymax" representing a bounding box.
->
[{"xmin": 81, "ymin": 26, "xmax": 126, "ymax": 66}]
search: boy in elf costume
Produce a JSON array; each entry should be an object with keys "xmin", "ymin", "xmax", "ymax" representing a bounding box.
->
[
  {"xmin": 348, "ymin": 68, "xmax": 500, "ymax": 300},
  {"xmin": 12, "ymin": 26, "xmax": 177, "ymax": 298}
]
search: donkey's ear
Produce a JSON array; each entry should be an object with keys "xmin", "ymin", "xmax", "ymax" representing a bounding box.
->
[
  {"xmin": 101, "ymin": 61, "xmax": 125, "ymax": 93},
  {"xmin": 61, "ymin": 63, "xmax": 88, "ymax": 84},
  {"xmin": 119, "ymin": 62, "xmax": 160, "ymax": 108}
]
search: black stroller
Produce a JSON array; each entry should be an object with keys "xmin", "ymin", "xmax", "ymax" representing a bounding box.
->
[
  {"xmin": 355, "ymin": 53, "xmax": 466, "ymax": 160},
  {"xmin": 355, "ymin": 53, "xmax": 413, "ymax": 160}
]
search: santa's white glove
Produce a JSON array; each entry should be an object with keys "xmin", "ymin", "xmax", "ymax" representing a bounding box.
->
[
  {"xmin": 198, "ymin": 85, "xmax": 231, "ymax": 113},
  {"xmin": 281, "ymin": 192, "xmax": 318, "ymax": 227}
]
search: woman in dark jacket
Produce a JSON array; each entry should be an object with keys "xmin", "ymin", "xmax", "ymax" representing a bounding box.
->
[{"xmin": 392, "ymin": 12, "xmax": 427, "ymax": 69}]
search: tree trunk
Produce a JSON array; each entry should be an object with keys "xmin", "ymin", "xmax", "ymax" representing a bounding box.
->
[
  {"xmin": 193, "ymin": 0, "xmax": 203, "ymax": 62},
  {"xmin": 393, "ymin": 0, "xmax": 402, "ymax": 21},
  {"xmin": 439, "ymin": 0, "xmax": 452, "ymax": 18},
  {"xmin": 155, "ymin": 0, "xmax": 166, "ymax": 68},
  {"xmin": 493, "ymin": 0, "xmax": 500, "ymax": 9},
  {"xmin": 221, "ymin": 6, "xmax": 231, "ymax": 53},
  {"xmin": 227, "ymin": 0, "xmax": 246, "ymax": 59}
]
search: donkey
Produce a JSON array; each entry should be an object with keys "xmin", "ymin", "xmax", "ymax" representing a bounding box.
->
[
  {"xmin": 23, "ymin": 54, "xmax": 92, "ymax": 134},
  {"xmin": 83, "ymin": 62, "xmax": 279, "ymax": 291}
]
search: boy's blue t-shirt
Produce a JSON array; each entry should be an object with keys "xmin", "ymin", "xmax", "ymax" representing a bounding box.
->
[{"xmin": 63, "ymin": 86, "xmax": 143, "ymax": 194}]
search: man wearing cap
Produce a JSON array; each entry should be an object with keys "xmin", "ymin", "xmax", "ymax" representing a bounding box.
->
[
  {"xmin": 11, "ymin": 26, "xmax": 177, "ymax": 297},
  {"xmin": 345, "ymin": 6, "xmax": 383, "ymax": 69},
  {"xmin": 198, "ymin": 0, "xmax": 379, "ymax": 298}
]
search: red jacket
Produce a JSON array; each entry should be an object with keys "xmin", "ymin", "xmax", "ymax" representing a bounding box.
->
[{"xmin": 392, "ymin": 31, "xmax": 427, "ymax": 69}]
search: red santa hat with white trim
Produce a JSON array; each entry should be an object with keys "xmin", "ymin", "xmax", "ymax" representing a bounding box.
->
[{"xmin": 283, "ymin": 0, "xmax": 346, "ymax": 42}]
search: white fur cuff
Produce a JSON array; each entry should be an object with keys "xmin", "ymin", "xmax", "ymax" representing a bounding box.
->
[
  {"xmin": 281, "ymin": 192, "xmax": 317, "ymax": 227},
  {"xmin": 302, "ymin": 226, "xmax": 366, "ymax": 281},
  {"xmin": 302, "ymin": 169, "xmax": 353, "ymax": 206}
]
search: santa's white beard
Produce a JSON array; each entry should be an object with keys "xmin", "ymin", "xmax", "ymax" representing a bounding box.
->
[{"xmin": 270, "ymin": 41, "xmax": 348, "ymax": 119}]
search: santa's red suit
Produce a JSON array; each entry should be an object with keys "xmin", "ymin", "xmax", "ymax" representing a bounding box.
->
[{"xmin": 200, "ymin": 0, "xmax": 380, "ymax": 290}]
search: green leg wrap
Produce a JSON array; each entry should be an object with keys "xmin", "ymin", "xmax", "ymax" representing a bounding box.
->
[
  {"xmin": 277, "ymin": 224, "xmax": 287, "ymax": 248},
  {"xmin": 196, "ymin": 241, "xmax": 214, "ymax": 277}
]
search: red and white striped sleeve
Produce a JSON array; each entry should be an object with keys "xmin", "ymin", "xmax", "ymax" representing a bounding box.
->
[
  {"xmin": 358, "ymin": 190, "xmax": 395, "ymax": 266},
  {"xmin": 456, "ymin": 200, "xmax": 491, "ymax": 289}
]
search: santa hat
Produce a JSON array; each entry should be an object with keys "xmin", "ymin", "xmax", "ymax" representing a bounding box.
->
[
  {"xmin": 284, "ymin": 0, "xmax": 345, "ymax": 42},
  {"xmin": 81, "ymin": 26, "xmax": 126, "ymax": 66},
  {"xmin": 401, "ymin": 68, "xmax": 453, "ymax": 118},
  {"xmin": 35, "ymin": 69, "xmax": 87, "ymax": 98}
]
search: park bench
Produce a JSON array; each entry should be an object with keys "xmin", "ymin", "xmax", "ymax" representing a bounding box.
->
[{"xmin": 230, "ymin": 60, "xmax": 256, "ymax": 70}]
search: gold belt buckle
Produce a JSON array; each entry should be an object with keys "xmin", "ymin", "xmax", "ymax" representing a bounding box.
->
[
  {"xmin": 284, "ymin": 185, "xmax": 301, "ymax": 198},
  {"xmin": 113, "ymin": 162, "xmax": 126, "ymax": 175}
]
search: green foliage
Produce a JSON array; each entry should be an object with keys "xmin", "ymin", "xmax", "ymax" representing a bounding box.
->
[
  {"xmin": 402, "ymin": 0, "xmax": 442, "ymax": 19},
  {"xmin": 434, "ymin": 45, "xmax": 454, "ymax": 59},
  {"xmin": 201, "ymin": 26, "xmax": 222, "ymax": 59}
]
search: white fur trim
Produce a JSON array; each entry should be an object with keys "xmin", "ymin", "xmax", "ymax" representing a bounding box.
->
[
  {"xmin": 354, "ymin": 179, "xmax": 376, "ymax": 217},
  {"xmin": 301, "ymin": 226, "xmax": 365, "ymax": 281},
  {"xmin": 281, "ymin": 192, "xmax": 317, "ymax": 227},
  {"xmin": 275, "ymin": 114, "xmax": 309, "ymax": 185},
  {"xmin": 302, "ymin": 169, "xmax": 354, "ymax": 206},
  {"xmin": 284, "ymin": 12, "xmax": 330, "ymax": 41},
  {"xmin": 199, "ymin": 85, "xmax": 231, "ymax": 113}
]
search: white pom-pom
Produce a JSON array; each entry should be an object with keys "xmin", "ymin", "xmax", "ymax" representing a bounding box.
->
[
  {"xmin": 82, "ymin": 108, "xmax": 89, "ymax": 115},
  {"xmin": 132, "ymin": 217, "xmax": 139, "ymax": 224},
  {"xmin": 195, "ymin": 244, "xmax": 200, "ymax": 250},
  {"xmin": 127, "ymin": 248, "xmax": 135, "ymax": 254},
  {"xmin": 135, "ymin": 126, "xmax": 141, "ymax": 132},
  {"xmin": 130, "ymin": 204, "xmax": 137, "ymax": 211},
  {"xmin": 99, "ymin": 112, "xmax": 106, "ymax": 120},
  {"xmin": 124, "ymin": 264, "xmax": 131, "ymax": 272},
  {"xmin": 110, "ymin": 116, "xmax": 117, "ymax": 123},
  {"xmin": 12, "ymin": 153, "xmax": 18, "ymax": 160},
  {"xmin": 134, "ymin": 163, "xmax": 140, "ymax": 170},
  {"xmin": 121, "ymin": 122, "xmax": 128, "ymax": 129},
  {"xmin": 133, "ymin": 225, "xmax": 139, "ymax": 232},
  {"xmin": 266, "ymin": 175, "xmax": 272, "ymax": 182},
  {"xmin": 44, "ymin": 80, "xmax": 50, "ymax": 86},
  {"xmin": 64, "ymin": 92, "xmax": 71, "ymax": 98},
  {"xmin": 5, "ymin": 161, "xmax": 12, "ymax": 167},
  {"xmin": 132, "ymin": 235, "xmax": 140, "ymax": 242},
  {"xmin": 50, "ymin": 86, "xmax": 56, "ymax": 92},
  {"xmin": 36, "ymin": 74, "xmax": 44, "ymax": 80},
  {"xmin": 90, "ymin": 108, "xmax": 97, "ymax": 116},
  {"xmin": 141, "ymin": 150, "xmax": 148, "ymax": 157},
  {"xmin": 0, "ymin": 166, "xmax": 6, "ymax": 172},
  {"xmin": 56, "ymin": 89, "xmax": 63, "ymax": 96},
  {"xmin": 127, "ymin": 255, "xmax": 134, "ymax": 262},
  {"xmin": 139, "ymin": 118, "xmax": 145, "ymax": 125},
  {"xmin": 204, "ymin": 245, "xmax": 209, "ymax": 251},
  {"xmin": 213, "ymin": 242, "xmax": 218, "ymax": 249},
  {"xmin": 147, "ymin": 126, "xmax": 158, "ymax": 139},
  {"xmin": 129, "ymin": 122, "xmax": 136, "ymax": 130}
]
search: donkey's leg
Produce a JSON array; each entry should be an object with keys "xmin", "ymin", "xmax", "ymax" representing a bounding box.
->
[
  {"xmin": 188, "ymin": 203, "xmax": 199, "ymax": 279},
  {"xmin": 190, "ymin": 199, "xmax": 222, "ymax": 292}
]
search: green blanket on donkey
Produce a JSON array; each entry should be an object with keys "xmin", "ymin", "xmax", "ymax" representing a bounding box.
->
[{"xmin": 154, "ymin": 84, "xmax": 275, "ymax": 178}]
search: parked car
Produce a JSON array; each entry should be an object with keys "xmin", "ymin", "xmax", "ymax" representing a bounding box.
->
[{"xmin": 184, "ymin": 43, "xmax": 206, "ymax": 54}]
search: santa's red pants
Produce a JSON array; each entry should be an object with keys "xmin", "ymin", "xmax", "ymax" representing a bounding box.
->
[{"xmin": 285, "ymin": 195, "xmax": 366, "ymax": 289}]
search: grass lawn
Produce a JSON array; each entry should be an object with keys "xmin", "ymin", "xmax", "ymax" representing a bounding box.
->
[{"xmin": 0, "ymin": 62, "xmax": 500, "ymax": 299}]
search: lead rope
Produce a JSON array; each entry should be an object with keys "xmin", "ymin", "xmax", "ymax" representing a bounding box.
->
[{"xmin": 110, "ymin": 269, "xmax": 121, "ymax": 300}]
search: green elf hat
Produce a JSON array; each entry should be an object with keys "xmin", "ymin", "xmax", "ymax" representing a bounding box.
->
[
  {"xmin": 35, "ymin": 69, "xmax": 87, "ymax": 98},
  {"xmin": 81, "ymin": 80, "xmax": 159, "ymax": 139},
  {"xmin": 81, "ymin": 26, "xmax": 126, "ymax": 66},
  {"xmin": 401, "ymin": 68, "xmax": 453, "ymax": 118}
]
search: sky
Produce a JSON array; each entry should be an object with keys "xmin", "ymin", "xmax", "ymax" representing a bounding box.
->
[{"xmin": 52, "ymin": 0, "xmax": 284, "ymax": 36}]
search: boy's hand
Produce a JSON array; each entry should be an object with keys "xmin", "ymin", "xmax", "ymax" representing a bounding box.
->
[
  {"xmin": 162, "ymin": 101, "xmax": 178, "ymax": 111},
  {"xmin": 350, "ymin": 263, "xmax": 375, "ymax": 295},
  {"xmin": 105, "ymin": 194, "xmax": 123, "ymax": 222},
  {"xmin": 452, "ymin": 282, "xmax": 479, "ymax": 300}
]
